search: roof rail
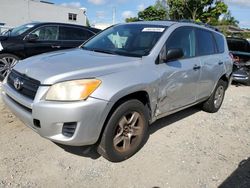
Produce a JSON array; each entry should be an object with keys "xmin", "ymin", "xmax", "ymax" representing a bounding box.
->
[{"xmin": 178, "ymin": 19, "xmax": 221, "ymax": 32}]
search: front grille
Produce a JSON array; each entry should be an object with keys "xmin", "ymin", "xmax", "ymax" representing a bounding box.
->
[{"xmin": 7, "ymin": 70, "xmax": 40, "ymax": 100}]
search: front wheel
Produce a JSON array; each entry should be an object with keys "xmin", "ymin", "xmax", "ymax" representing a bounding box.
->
[
  {"xmin": 202, "ymin": 80, "xmax": 227, "ymax": 113},
  {"xmin": 0, "ymin": 54, "xmax": 19, "ymax": 81},
  {"xmin": 97, "ymin": 100, "xmax": 149, "ymax": 162}
]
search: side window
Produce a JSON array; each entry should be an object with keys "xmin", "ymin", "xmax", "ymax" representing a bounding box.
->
[
  {"xmin": 59, "ymin": 27, "xmax": 94, "ymax": 41},
  {"xmin": 166, "ymin": 27, "xmax": 196, "ymax": 58},
  {"xmin": 214, "ymin": 33, "xmax": 225, "ymax": 53},
  {"xmin": 31, "ymin": 26, "xmax": 58, "ymax": 41},
  {"xmin": 196, "ymin": 29, "xmax": 216, "ymax": 56}
]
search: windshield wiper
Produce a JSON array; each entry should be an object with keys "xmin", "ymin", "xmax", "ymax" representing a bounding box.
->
[
  {"xmin": 92, "ymin": 48, "xmax": 117, "ymax": 55},
  {"xmin": 82, "ymin": 47, "xmax": 117, "ymax": 55}
]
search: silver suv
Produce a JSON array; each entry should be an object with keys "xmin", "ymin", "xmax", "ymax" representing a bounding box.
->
[{"xmin": 1, "ymin": 21, "xmax": 233, "ymax": 162}]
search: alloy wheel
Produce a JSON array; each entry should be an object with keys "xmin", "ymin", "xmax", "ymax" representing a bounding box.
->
[
  {"xmin": 214, "ymin": 86, "xmax": 224, "ymax": 109},
  {"xmin": 0, "ymin": 57, "xmax": 18, "ymax": 79},
  {"xmin": 113, "ymin": 111, "xmax": 143, "ymax": 153}
]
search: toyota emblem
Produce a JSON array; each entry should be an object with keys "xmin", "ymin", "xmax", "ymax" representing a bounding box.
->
[{"xmin": 14, "ymin": 78, "xmax": 23, "ymax": 90}]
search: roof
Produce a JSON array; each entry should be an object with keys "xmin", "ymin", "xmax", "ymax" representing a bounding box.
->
[
  {"xmin": 123, "ymin": 20, "xmax": 220, "ymax": 33},
  {"xmin": 27, "ymin": 22, "xmax": 101, "ymax": 32},
  {"xmin": 127, "ymin": 21, "xmax": 176, "ymax": 27}
]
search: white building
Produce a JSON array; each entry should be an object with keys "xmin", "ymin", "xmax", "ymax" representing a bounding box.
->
[{"xmin": 0, "ymin": 0, "xmax": 87, "ymax": 30}]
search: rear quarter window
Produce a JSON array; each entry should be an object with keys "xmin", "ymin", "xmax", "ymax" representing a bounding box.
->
[
  {"xmin": 196, "ymin": 29, "xmax": 216, "ymax": 56},
  {"xmin": 214, "ymin": 33, "xmax": 225, "ymax": 53}
]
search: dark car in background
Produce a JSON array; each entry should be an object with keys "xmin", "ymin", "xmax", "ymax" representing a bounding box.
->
[
  {"xmin": 227, "ymin": 37, "xmax": 250, "ymax": 85},
  {"xmin": 0, "ymin": 22, "xmax": 100, "ymax": 80}
]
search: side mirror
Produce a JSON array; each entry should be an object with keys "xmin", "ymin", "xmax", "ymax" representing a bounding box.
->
[
  {"xmin": 25, "ymin": 34, "xmax": 39, "ymax": 42},
  {"xmin": 164, "ymin": 48, "xmax": 184, "ymax": 62}
]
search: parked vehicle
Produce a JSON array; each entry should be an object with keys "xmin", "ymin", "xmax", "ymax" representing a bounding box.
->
[
  {"xmin": 1, "ymin": 21, "xmax": 233, "ymax": 162},
  {"xmin": 0, "ymin": 22, "xmax": 100, "ymax": 80},
  {"xmin": 227, "ymin": 37, "xmax": 250, "ymax": 85}
]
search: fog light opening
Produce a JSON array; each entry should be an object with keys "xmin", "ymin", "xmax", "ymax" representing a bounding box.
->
[
  {"xmin": 62, "ymin": 122, "xmax": 77, "ymax": 138},
  {"xmin": 33, "ymin": 119, "xmax": 41, "ymax": 128}
]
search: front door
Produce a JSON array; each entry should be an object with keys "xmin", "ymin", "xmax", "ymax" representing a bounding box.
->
[
  {"xmin": 156, "ymin": 26, "xmax": 201, "ymax": 115},
  {"xmin": 24, "ymin": 25, "xmax": 61, "ymax": 57}
]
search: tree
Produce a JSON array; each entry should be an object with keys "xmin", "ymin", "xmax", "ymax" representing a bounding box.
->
[
  {"xmin": 219, "ymin": 11, "xmax": 239, "ymax": 26},
  {"xmin": 167, "ymin": 0, "xmax": 228, "ymax": 25},
  {"xmin": 125, "ymin": 17, "xmax": 139, "ymax": 23},
  {"xmin": 125, "ymin": 4, "xmax": 167, "ymax": 22},
  {"xmin": 86, "ymin": 18, "xmax": 91, "ymax": 27},
  {"xmin": 138, "ymin": 6, "xmax": 167, "ymax": 21}
]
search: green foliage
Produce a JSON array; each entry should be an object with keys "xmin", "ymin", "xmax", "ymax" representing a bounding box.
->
[
  {"xmin": 138, "ymin": 6, "xmax": 167, "ymax": 21},
  {"xmin": 125, "ymin": 0, "xmax": 239, "ymax": 28},
  {"xmin": 86, "ymin": 18, "xmax": 90, "ymax": 27},
  {"xmin": 125, "ymin": 4, "xmax": 167, "ymax": 22},
  {"xmin": 218, "ymin": 11, "xmax": 239, "ymax": 26},
  {"xmin": 242, "ymin": 32, "xmax": 250, "ymax": 39},
  {"xmin": 167, "ymin": 0, "xmax": 229, "ymax": 25},
  {"xmin": 125, "ymin": 17, "xmax": 139, "ymax": 23}
]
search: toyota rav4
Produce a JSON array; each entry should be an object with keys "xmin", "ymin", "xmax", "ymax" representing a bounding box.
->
[{"xmin": 1, "ymin": 21, "xmax": 233, "ymax": 162}]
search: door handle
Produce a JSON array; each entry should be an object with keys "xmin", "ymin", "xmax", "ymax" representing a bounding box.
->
[
  {"xmin": 193, "ymin": 65, "xmax": 201, "ymax": 70},
  {"xmin": 218, "ymin": 61, "xmax": 223, "ymax": 65},
  {"xmin": 51, "ymin": 45, "xmax": 61, "ymax": 49}
]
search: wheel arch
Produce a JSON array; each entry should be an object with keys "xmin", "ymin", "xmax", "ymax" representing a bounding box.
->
[
  {"xmin": 97, "ymin": 90, "xmax": 152, "ymax": 143},
  {"xmin": 0, "ymin": 52, "xmax": 22, "ymax": 60},
  {"xmin": 219, "ymin": 73, "xmax": 230, "ymax": 89}
]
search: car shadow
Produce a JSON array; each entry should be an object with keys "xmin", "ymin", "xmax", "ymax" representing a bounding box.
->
[
  {"xmin": 219, "ymin": 157, "xmax": 250, "ymax": 188},
  {"xmin": 55, "ymin": 106, "xmax": 201, "ymax": 161},
  {"xmin": 149, "ymin": 106, "xmax": 200, "ymax": 135},
  {"xmin": 55, "ymin": 143, "xmax": 101, "ymax": 160}
]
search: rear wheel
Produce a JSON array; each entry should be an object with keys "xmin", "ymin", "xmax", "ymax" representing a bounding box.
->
[
  {"xmin": 97, "ymin": 100, "xmax": 149, "ymax": 162},
  {"xmin": 202, "ymin": 79, "xmax": 227, "ymax": 113},
  {"xmin": 0, "ymin": 53, "xmax": 19, "ymax": 81}
]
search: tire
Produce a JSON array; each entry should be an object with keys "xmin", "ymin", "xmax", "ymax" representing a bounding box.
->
[
  {"xmin": 97, "ymin": 99, "xmax": 149, "ymax": 162},
  {"xmin": 0, "ymin": 53, "xmax": 19, "ymax": 81},
  {"xmin": 202, "ymin": 79, "xmax": 227, "ymax": 113}
]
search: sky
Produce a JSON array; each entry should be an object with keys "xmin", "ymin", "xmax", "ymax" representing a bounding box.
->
[{"xmin": 51, "ymin": 0, "xmax": 250, "ymax": 28}]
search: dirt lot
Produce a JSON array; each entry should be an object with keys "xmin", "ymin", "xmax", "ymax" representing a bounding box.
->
[{"xmin": 0, "ymin": 84, "xmax": 249, "ymax": 188}]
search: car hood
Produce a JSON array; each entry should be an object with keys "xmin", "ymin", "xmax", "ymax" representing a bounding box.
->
[{"xmin": 13, "ymin": 48, "xmax": 141, "ymax": 85}]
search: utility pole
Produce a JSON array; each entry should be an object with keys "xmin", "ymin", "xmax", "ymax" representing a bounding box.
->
[{"xmin": 112, "ymin": 7, "xmax": 116, "ymax": 25}]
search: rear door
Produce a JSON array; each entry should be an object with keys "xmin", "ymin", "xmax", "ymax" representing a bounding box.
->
[
  {"xmin": 59, "ymin": 26, "xmax": 95, "ymax": 50},
  {"xmin": 24, "ymin": 25, "xmax": 61, "ymax": 57},
  {"xmin": 195, "ymin": 29, "xmax": 224, "ymax": 99},
  {"xmin": 156, "ymin": 26, "xmax": 201, "ymax": 114}
]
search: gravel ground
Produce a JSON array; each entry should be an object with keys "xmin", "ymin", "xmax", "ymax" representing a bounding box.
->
[{"xmin": 0, "ymin": 85, "xmax": 249, "ymax": 188}]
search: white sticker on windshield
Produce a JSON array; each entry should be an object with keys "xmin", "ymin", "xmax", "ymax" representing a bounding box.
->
[
  {"xmin": 0, "ymin": 42, "xmax": 3, "ymax": 51},
  {"xmin": 142, "ymin": 28, "xmax": 165, "ymax": 32},
  {"xmin": 26, "ymin": 25, "xmax": 35, "ymax": 28}
]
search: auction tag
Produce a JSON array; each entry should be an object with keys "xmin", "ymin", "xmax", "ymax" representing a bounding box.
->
[
  {"xmin": 26, "ymin": 24, "xmax": 35, "ymax": 28},
  {"xmin": 142, "ymin": 28, "xmax": 165, "ymax": 32},
  {"xmin": 0, "ymin": 42, "xmax": 3, "ymax": 51}
]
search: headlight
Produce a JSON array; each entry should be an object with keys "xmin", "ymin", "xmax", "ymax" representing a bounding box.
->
[{"xmin": 45, "ymin": 79, "xmax": 101, "ymax": 101}]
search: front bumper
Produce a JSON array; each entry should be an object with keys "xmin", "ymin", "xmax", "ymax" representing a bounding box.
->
[{"xmin": 1, "ymin": 83, "xmax": 110, "ymax": 146}]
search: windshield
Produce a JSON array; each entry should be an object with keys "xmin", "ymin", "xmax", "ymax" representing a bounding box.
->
[
  {"xmin": 9, "ymin": 23, "xmax": 37, "ymax": 36},
  {"xmin": 82, "ymin": 24, "xmax": 167, "ymax": 57}
]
